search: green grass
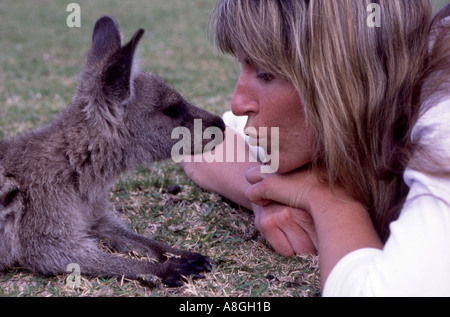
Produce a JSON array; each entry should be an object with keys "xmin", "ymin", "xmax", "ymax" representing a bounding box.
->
[{"xmin": 0, "ymin": 0, "xmax": 320, "ymax": 297}]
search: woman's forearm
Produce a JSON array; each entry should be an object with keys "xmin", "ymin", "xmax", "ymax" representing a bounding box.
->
[
  {"xmin": 182, "ymin": 159, "xmax": 258, "ymax": 210},
  {"xmin": 308, "ymin": 186, "xmax": 383, "ymax": 284},
  {"xmin": 245, "ymin": 167, "xmax": 383, "ymax": 284},
  {"xmin": 182, "ymin": 127, "xmax": 260, "ymax": 210}
]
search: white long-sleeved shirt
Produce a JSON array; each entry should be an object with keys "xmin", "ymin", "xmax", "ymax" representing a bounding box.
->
[{"xmin": 323, "ymin": 98, "xmax": 450, "ymax": 296}]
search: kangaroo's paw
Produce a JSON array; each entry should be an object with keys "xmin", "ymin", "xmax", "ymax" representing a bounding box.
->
[
  {"xmin": 159, "ymin": 252, "xmax": 215, "ymax": 287},
  {"xmin": 137, "ymin": 273, "xmax": 162, "ymax": 288}
]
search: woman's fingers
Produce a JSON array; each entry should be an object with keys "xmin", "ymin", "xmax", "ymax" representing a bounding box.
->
[
  {"xmin": 246, "ymin": 165, "xmax": 268, "ymax": 185},
  {"xmin": 253, "ymin": 203, "xmax": 317, "ymax": 256},
  {"xmin": 246, "ymin": 168, "xmax": 317, "ymax": 210}
]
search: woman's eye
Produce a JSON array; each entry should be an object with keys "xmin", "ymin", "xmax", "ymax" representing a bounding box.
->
[{"xmin": 256, "ymin": 72, "xmax": 275, "ymax": 83}]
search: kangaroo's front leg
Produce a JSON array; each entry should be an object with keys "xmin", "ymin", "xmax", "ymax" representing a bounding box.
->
[
  {"xmin": 91, "ymin": 215, "xmax": 215, "ymax": 286},
  {"xmin": 20, "ymin": 235, "xmax": 210, "ymax": 287}
]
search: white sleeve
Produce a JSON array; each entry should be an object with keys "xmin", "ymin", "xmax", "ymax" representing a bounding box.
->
[
  {"xmin": 323, "ymin": 191, "xmax": 450, "ymax": 297},
  {"xmin": 323, "ymin": 99, "xmax": 450, "ymax": 297}
]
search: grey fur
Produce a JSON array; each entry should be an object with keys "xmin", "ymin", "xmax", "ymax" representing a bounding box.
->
[{"xmin": 0, "ymin": 16, "xmax": 225, "ymax": 287}]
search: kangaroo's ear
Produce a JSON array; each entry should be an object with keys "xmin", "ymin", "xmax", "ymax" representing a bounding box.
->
[
  {"xmin": 77, "ymin": 16, "xmax": 145, "ymax": 130},
  {"xmin": 84, "ymin": 16, "xmax": 144, "ymax": 103},
  {"xmin": 101, "ymin": 27, "xmax": 145, "ymax": 103},
  {"xmin": 87, "ymin": 16, "xmax": 122, "ymax": 65}
]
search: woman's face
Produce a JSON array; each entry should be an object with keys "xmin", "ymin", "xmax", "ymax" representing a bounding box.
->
[{"xmin": 231, "ymin": 50, "xmax": 313, "ymax": 173}]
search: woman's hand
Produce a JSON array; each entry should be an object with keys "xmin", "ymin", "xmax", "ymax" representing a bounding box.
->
[
  {"xmin": 252, "ymin": 202, "xmax": 317, "ymax": 256},
  {"xmin": 246, "ymin": 165, "xmax": 320, "ymax": 256},
  {"xmin": 245, "ymin": 165, "xmax": 321, "ymax": 212},
  {"xmin": 246, "ymin": 165, "xmax": 383, "ymax": 284}
]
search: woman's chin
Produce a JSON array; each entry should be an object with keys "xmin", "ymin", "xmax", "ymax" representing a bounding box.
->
[{"xmin": 273, "ymin": 156, "xmax": 311, "ymax": 174}]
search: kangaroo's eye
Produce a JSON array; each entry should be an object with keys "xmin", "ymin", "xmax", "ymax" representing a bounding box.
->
[{"xmin": 163, "ymin": 105, "xmax": 181, "ymax": 118}]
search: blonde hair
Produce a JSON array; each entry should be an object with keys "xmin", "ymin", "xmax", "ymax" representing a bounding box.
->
[{"xmin": 211, "ymin": 0, "xmax": 450, "ymax": 241}]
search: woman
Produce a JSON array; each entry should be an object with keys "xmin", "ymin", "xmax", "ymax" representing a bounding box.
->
[{"xmin": 183, "ymin": 0, "xmax": 450, "ymax": 296}]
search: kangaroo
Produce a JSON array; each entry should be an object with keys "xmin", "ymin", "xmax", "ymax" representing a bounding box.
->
[{"xmin": 0, "ymin": 16, "xmax": 225, "ymax": 287}]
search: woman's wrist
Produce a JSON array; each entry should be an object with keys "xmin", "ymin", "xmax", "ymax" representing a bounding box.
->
[{"xmin": 307, "ymin": 181, "xmax": 383, "ymax": 283}]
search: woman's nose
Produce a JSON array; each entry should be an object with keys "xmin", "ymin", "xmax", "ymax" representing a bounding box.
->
[{"xmin": 231, "ymin": 74, "xmax": 259, "ymax": 117}]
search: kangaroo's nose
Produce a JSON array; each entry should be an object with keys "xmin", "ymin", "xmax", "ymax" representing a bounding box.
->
[{"xmin": 213, "ymin": 116, "xmax": 226, "ymax": 132}]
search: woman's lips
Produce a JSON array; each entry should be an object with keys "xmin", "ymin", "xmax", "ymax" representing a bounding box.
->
[{"xmin": 244, "ymin": 127, "xmax": 268, "ymax": 147}]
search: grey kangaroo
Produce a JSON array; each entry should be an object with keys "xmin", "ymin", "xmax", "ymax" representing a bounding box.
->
[{"xmin": 0, "ymin": 16, "xmax": 225, "ymax": 287}]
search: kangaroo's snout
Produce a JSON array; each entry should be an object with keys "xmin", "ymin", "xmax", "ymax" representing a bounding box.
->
[{"xmin": 211, "ymin": 116, "xmax": 226, "ymax": 133}]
